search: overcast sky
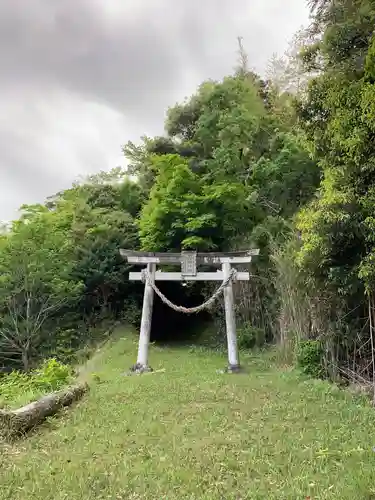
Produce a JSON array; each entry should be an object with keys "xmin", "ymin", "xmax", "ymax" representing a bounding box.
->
[{"xmin": 0, "ymin": 0, "xmax": 310, "ymax": 222}]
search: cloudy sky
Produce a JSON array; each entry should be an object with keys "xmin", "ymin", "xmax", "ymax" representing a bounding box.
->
[{"xmin": 0, "ymin": 0, "xmax": 309, "ymax": 221}]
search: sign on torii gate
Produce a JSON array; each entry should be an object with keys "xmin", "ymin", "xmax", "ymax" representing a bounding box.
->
[{"xmin": 120, "ymin": 249, "xmax": 259, "ymax": 373}]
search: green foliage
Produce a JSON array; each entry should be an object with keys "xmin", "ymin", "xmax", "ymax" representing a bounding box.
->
[
  {"xmin": 32, "ymin": 358, "xmax": 73, "ymax": 392},
  {"xmin": 141, "ymin": 74, "xmax": 318, "ymax": 259},
  {"xmin": 0, "ymin": 169, "xmax": 143, "ymax": 370},
  {"xmin": 297, "ymin": 1, "xmax": 375, "ymax": 284},
  {"xmin": 237, "ymin": 324, "xmax": 266, "ymax": 349},
  {"xmin": 138, "ymin": 153, "xmax": 251, "ymax": 251},
  {"xmin": 292, "ymin": 0, "xmax": 375, "ymax": 375},
  {"xmin": 53, "ymin": 329, "xmax": 80, "ymax": 362},
  {"xmin": 296, "ymin": 340, "xmax": 325, "ymax": 379},
  {"xmin": 250, "ymin": 131, "xmax": 320, "ymax": 218},
  {"xmin": 0, "ymin": 358, "xmax": 72, "ymax": 409},
  {"xmin": 120, "ymin": 299, "xmax": 143, "ymax": 327},
  {"xmin": 138, "ymin": 154, "xmax": 205, "ymax": 251}
]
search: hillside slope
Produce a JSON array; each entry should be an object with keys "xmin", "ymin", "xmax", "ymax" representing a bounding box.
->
[{"xmin": 1, "ymin": 328, "xmax": 375, "ymax": 499}]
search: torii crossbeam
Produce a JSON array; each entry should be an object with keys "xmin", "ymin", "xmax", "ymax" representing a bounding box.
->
[{"xmin": 120, "ymin": 249, "xmax": 259, "ymax": 373}]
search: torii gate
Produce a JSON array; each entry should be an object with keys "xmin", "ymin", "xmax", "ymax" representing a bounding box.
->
[{"xmin": 120, "ymin": 249, "xmax": 259, "ymax": 373}]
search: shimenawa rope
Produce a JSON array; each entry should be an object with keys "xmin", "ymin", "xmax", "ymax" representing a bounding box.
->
[{"xmin": 140, "ymin": 268, "xmax": 236, "ymax": 314}]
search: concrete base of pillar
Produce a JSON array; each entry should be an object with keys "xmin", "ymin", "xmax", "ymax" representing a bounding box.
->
[
  {"xmin": 216, "ymin": 364, "xmax": 243, "ymax": 375},
  {"xmin": 125, "ymin": 363, "xmax": 153, "ymax": 375},
  {"xmin": 226, "ymin": 364, "xmax": 242, "ymax": 374}
]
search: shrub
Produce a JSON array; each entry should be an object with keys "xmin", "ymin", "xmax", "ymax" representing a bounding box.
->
[
  {"xmin": 0, "ymin": 358, "xmax": 73, "ymax": 409},
  {"xmin": 32, "ymin": 358, "xmax": 73, "ymax": 392},
  {"xmin": 296, "ymin": 339, "xmax": 324, "ymax": 379},
  {"xmin": 237, "ymin": 325, "xmax": 266, "ymax": 349},
  {"xmin": 0, "ymin": 371, "xmax": 31, "ymax": 408},
  {"xmin": 122, "ymin": 300, "xmax": 143, "ymax": 327}
]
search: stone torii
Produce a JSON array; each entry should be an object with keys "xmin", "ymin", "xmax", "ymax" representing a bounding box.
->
[{"xmin": 120, "ymin": 249, "xmax": 259, "ymax": 373}]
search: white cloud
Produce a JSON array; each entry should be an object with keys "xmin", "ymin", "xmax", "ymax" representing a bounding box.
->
[{"xmin": 0, "ymin": 0, "xmax": 310, "ymax": 221}]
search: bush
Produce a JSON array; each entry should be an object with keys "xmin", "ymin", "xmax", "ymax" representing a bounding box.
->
[
  {"xmin": 237, "ymin": 325, "xmax": 266, "ymax": 349},
  {"xmin": 0, "ymin": 358, "xmax": 73, "ymax": 409},
  {"xmin": 32, "ymin": 358, "xmax": 73, "ymax": 392},
  {"xmin": 53, "ymin": 328, "xmax": 82, "ymax": 362},
  {"xmin": 296, "ymin": 339, "xmax": 324, "ymax": 379},
  {"xmin": 122, "ymin": 300, "xmax": 143, "ymax": 327}
]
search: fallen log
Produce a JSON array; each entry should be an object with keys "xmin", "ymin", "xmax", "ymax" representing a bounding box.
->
[{"xmin": 0, "ymin": 382, "xmax": 89, "ymax": 437}]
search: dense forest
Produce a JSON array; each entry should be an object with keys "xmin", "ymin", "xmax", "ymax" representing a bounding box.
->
[{"xmin": 1, "ymin": 0, "xmax": 375, "ymax": 384}]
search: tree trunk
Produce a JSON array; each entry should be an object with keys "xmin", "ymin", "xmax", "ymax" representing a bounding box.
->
[
  {"xmin": 0, "ymin": 382, "xmax": 88, "ymax": 437},
  {"xmin": 21, "ymin": 350, "xmax": 30, "ymax": 372}
]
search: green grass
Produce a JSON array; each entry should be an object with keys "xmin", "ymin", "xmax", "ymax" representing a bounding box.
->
[
  {"xmin": 0, "ymin": 374, "xmax": 46, "ymax": 410},
  {"xmin": 2, "ymin": 327, "xmax": 375, "ymax": 499}
]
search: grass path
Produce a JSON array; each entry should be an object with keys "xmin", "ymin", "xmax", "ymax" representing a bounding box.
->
[{"xmin": 2, "ymin": 329, "xmax": 375, "ymax": 499}]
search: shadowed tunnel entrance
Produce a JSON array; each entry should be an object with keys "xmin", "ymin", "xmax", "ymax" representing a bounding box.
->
[{"xmin": 150, "ymin": 281, "xmax": 211, "ymax": 344}]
